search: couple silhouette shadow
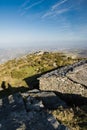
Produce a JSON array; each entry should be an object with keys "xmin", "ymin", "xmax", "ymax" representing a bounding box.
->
[
  {"xmin": 1, "ymin": 81, "xmax": 12, "ymax": 90},
  {"xmin": 0, "ymin": 81, "xmax": 62, "ymax": 130},
  {"xmin": 0, "ymin": 81, "xmax": 29, "ymax": 99}
]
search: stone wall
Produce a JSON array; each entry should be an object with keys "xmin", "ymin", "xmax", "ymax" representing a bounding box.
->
[
  {"xmin": 39, "ymin": 60, "xmax": 87, "ymax": 99},
  {"xmin": 39, "ymin": 76, "xmax": 87, "ymax": 97}
]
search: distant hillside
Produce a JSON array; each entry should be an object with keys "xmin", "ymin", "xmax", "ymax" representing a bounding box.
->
[{"xmin": 0, "ymin": 51, "xmax": 83, "ymax": 88}]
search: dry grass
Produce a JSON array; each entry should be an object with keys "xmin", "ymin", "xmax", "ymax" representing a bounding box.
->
[{"xmin": 52, "ymin": 105, "xmax": 87, "ymax": 130}]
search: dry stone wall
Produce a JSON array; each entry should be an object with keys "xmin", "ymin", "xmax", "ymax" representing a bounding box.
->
[
  {"xmin": 40, "ymin": 76, "xmax": 87, "ymax": 97},
  {"xmin": 39, "ymin": 60, "xmax": 87, "ymax": 98}
]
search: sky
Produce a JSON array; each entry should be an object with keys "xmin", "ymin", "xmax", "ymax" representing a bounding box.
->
[{"xmin": 0, "ymin": 0, "xmax": 87, "ymax": 48}]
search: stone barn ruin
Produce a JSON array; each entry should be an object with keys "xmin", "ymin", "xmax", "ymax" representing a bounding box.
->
[{"xmin": 38, "ymin": 60, "xmax": 87, "ymax": 105}]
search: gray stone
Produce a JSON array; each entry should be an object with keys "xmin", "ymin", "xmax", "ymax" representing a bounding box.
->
[
  {"xmin": 39, "ymin": 60, "xmax": 87, "ymax": 99},
  {"xmin": 22, "ymin": 90, "xmax": 67, "ymax": 109},
  {"xmin": 0, "ymin": 93, "xmax": 29, "ymax": 130},
  {"xmin": 26, "ymin": 96, "xmax": 44, "ymax": 111},
  {"xmin": 0, "ymin": 92, "xmax": 69, "ymax": 130}
]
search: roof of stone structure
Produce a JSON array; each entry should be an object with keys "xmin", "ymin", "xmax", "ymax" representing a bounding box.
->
[{"xmin": 39, "ymin": 60, "xmax": 87, "ymax": 79}]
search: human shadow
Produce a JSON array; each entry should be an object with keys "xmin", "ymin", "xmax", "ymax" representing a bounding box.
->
[
  {"xmin": 0, "ymin": 88, "xmax": 30, "ymax": 130},
  {"xmin": 0, "ymin": 82, "xmax": 29, "ymax": 99},
  {"xmin": 0, "ymin": 83, "xmax": 67, "ymax": 130},
  {"xmin": 1, "ymin": 81, "xmax": 6, "ymax": 90}
]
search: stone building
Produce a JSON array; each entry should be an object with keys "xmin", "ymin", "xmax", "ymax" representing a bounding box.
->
[{"xmin": 38, "ymin": 60, "xmax": 87, "ymax": 99}]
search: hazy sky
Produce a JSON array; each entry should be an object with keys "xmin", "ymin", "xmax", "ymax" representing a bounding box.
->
[{"xmin": 0, "ymin": 0, "xmax": 87, "ymax": 48}]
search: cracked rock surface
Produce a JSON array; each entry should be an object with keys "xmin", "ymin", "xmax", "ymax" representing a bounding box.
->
[
  {"xmin": 39, "ymin": 60, "xmax": 87, "ymax": 99},
  {"xmin": 0, "ymin": 90, "xmax": 69, "ymax": 130}
]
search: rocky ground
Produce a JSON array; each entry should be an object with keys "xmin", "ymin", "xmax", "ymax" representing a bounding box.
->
[{"xmin": 0, "ymin": 89, "xmax": 69, "ymax": 130}]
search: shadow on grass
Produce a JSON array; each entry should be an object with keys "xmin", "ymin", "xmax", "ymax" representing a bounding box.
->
[
  {"xmin": 23, "ymin": 66, "xmax": 64, "ymax": 89},
  {"xmin": 0, "ymin": 82, "xmax": 29, "ymax": 99}
]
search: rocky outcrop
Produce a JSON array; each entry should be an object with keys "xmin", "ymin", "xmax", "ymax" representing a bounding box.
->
[
  {"xmin": 0, "ymin": 90, "xmax": 69, "ymax": 130},
  {"xmin": 39, "ymin": 60, "xmax": 87, "ymax": 100},
  {"xmin": 39, "ymin": 76, "xmax": 86, "ymax": 95},
  {"xmin": 67, "ymin": 63, "xmax": 87, "ymax": 87}
]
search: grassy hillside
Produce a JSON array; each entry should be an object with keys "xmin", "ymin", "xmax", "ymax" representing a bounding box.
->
[
  {"xmin": 0, "ymin": 51, "xmax": 81, "ymax": 88},
  {"xmin": 0, "ymin": 51, "xmax": 86, "ymax": 130}
]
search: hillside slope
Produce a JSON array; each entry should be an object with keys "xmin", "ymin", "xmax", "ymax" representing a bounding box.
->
[{"xmin": 0, "ymin": 51, "xmax": 82, "ymax": 88}]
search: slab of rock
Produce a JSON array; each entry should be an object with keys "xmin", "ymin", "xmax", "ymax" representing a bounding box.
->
[
  {"xmin": 0, "ymin": 91, "xmax": 69, "ymax": 130},
  {"xmin": 39, "ymin": 76, "xmax": 87, "ymax": 97},
  {"xmin": 22, "ymin": 89, "xmax": 67, "ymax": 109},
  {"xmin": 67, "ymin": 63, "xmax": 87, "ymax": 87},
  {"xmin": 39, "ymin": 61, "xmax": 87, "ymax": 99}
]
